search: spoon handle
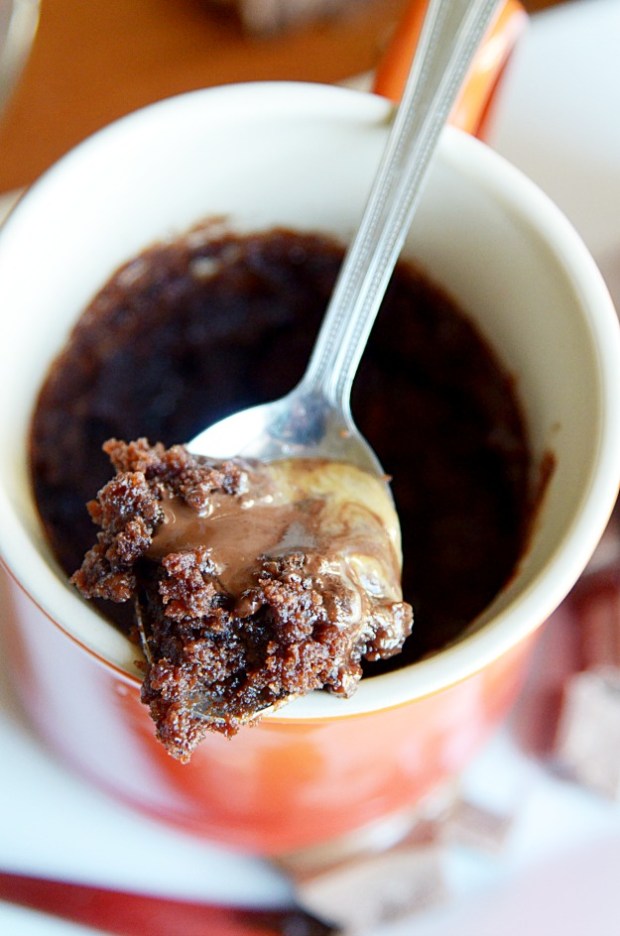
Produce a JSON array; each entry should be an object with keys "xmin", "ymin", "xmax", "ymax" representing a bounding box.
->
[{"xmin": 299, "ymin": 0, "xmax": 501, "ymax": 410}]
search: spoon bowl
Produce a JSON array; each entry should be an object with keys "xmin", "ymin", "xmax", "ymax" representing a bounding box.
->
[{"xmin": 189, "ymin": 386, "xmax": 384, "ymax": 475}]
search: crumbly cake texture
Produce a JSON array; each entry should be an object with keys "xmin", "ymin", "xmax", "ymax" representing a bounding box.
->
[{"xmin": 72, "ymin": 439, "xmax": 413, "ymax": 761}]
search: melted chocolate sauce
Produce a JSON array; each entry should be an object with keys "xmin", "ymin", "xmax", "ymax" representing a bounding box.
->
[{"xmin": 150, "ymin": 489, "xmax": 319, "ymax": 595}]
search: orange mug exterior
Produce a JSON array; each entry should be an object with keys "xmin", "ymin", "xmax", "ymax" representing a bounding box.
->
[
  {"xmin": 374, "ymin": 0, "xmax": 527, "ymax": 137},
  {"xmin": 5, "ymin": 570, "xmax": 536, "ymax": 854}
]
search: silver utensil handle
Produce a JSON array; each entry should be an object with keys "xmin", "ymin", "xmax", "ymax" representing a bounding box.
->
[{"xmin": 300, "ymin": 0, "xmax": 501, "ymax": 409}]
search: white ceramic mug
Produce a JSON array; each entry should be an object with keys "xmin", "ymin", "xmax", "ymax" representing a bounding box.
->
[{"xmin": 1, "ymin": 80, "xmax": 619, "ymax": 853}]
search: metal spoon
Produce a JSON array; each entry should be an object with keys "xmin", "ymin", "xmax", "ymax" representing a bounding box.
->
[{"xmin": 190, "ymin": 0, "xmax": 501, "ymax": 474}]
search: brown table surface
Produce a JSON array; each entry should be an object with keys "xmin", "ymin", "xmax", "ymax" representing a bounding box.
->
[{"xmin": 0, "ymin": 0, "xmax": 561, "ymax": 194}]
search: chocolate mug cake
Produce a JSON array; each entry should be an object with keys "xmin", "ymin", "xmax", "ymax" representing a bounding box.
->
[{"xmin": 30, "ymin": 226, "xmax": 532, "ymax": 758}]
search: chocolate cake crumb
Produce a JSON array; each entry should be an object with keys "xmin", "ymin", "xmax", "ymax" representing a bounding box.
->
[{"xmin": 72, "ymin": 439, "xmax": 413, "ymax": 761}]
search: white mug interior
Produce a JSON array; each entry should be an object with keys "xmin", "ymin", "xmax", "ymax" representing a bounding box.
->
[{"xmin": 0, "ymin": 82, "xmax": 619, "ymax": 718}]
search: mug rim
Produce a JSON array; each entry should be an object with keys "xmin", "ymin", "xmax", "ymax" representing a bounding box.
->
[{"xmin": 1, "ymin": 80, "xmax": 619, "ymax": 720}]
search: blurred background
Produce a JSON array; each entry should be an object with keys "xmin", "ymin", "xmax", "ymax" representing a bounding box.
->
[{"xmin": 0, "ymin": 0, "xmax": 559, "ymax": 195}]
